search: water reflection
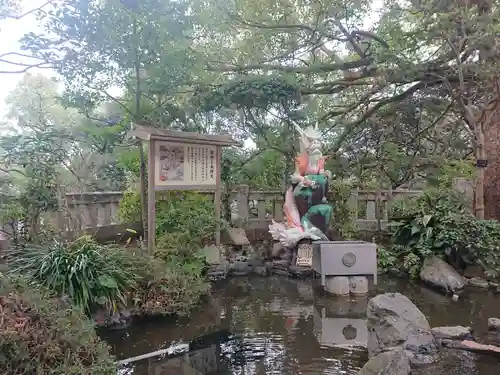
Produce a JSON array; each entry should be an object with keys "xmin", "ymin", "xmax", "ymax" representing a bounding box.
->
[{"xmin": 102, "ymin": 276, "xmax": 500, "ymax": 375}]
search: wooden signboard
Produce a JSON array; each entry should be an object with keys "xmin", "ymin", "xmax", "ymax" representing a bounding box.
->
[
  {"xmin": 127, "ymin": 125, "xmax": 239, "ymax": 254},
  {"xmin": 154, "ymin": 141, "xmax": 218, "ymax": 189}
]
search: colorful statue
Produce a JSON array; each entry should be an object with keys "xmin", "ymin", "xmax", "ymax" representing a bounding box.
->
[{"xmin": 269, "ymin": 122, "xmax": 333, "ymax": 248}]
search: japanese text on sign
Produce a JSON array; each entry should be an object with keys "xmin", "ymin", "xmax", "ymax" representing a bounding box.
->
[{"xmin": 155, "ymin": 141, "xmax": 218, "ymax": 188}]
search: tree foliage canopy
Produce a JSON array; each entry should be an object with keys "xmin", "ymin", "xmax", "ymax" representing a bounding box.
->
[{"xmin": 1, "ymin": 0, "xmax": 498, "ymax": 194}]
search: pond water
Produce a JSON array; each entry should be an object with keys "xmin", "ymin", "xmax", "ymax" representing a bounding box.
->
[{"xmin": 101, "ymin": 276, "xmax": 500, "ymax": 375}]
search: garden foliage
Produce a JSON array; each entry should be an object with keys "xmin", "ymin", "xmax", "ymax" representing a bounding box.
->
[
  {"xmin": 8, "ymin": 236, "xmax": 141, "ymax": 313},
  {"xmin": 0, "ymin": 273, "xmax": 116, "ymax": 375},
  {"xmin": 385, "ymin": 188, "xmax": 500, "ymax": 278}
]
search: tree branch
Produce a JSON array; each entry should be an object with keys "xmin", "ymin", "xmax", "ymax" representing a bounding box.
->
[
  {"xmin": 208, "ymin": 57, "xmax": 374, "ymax": 74},
  {"xmin": 0, "ymin": 0, "xmax": 53, "ymax": 20}
]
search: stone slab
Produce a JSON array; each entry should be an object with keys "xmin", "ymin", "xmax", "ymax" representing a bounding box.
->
[
  {"xmin": 202, "ymin": 245, "xmax": 222, "ymax": 265},
  {"xmin": 226, "ymin": 228, "xmax": 250, "ymax": 246}
]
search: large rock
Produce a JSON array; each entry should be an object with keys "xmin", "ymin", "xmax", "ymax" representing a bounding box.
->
[
  {"xmin": 431, "ymin": 326, "xmax": 472, "ymax": 340},
  {"xmin": 420, "ymin": 256, "xmax": 466, "ymax": 292},
  {"xmin": 272, "ymin": 242, "xmax": 285, "ymax": 258},
  {"xmin": 468, "ymin": 277, "xmax": 489, "ymax": 289},
  {"xmin": 488, "ymin": 318, "xmax": 500, "ymax": 331},
  {"xmin": 358, "ymin": 347, "xmax": 411, "ymax": 375},
  {"xmin": 367, "ymin": 293, "xmax": 438, "ymax": 367},
  {"xmin": 229, "ymin": 261, "xmax": 253, "ymax": 276}
]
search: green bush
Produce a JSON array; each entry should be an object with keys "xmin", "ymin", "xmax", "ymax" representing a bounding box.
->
[
  {"xmin": 119, "ymin": 190, "xmax": 222, "ymax": 280},
  {"xmin": 119, "ymin": 189, "xmax": 222, "ymax": 242},
  {"xmin": 377, "ymin": 245, "xmax": 398, "ymax": 273},
  {"xmin": 329, "ymin": 180, "xmax": 357, "ymax": 239},
  {"xmin": 155, "ymin": 231, "xmax": 208, "ymax": 274},
  {"xmin": 0, "ymin": 273, "xmax": 116, "ymax": 375},
  {"xmin": 388, "ymin": 188, "xmax": 500, "ymax": 278},
  {"xmin": 8, "ymin": 236, "xmax": 141, "ymax": 313},
  {"xmin": 131, "ymin": 258, "xmax": 210, "ymax": 317}
]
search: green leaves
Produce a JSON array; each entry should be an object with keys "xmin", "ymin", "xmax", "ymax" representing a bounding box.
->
[
  {"xmin": 388, "ymin": 187, "xmax": 500, "ymax": 278},
  {"xmin": 98, "ymin": 274, "xmax": 119, "ymax": 289},
  {"xmin": 8, "ymin": 236, "xmax": 141, "ymax": 313},
  {"xmin": 21, "ymin": 0, "xmax": 197, "ymax": 123}
]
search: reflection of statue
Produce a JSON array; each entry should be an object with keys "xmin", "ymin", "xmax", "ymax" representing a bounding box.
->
[{"xmin": 269, "ymin": 122, "xmax": 333, "ymax": 249}]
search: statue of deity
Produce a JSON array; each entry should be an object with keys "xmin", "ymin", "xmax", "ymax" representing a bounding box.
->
[{"xmin": 269, "ymin": 122, "xmax": 333, "ymax": 248}]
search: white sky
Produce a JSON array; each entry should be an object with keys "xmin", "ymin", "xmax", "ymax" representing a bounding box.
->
[{"xmin": 0, "ymin": 0, "xmax": 52, "ymax": 116}]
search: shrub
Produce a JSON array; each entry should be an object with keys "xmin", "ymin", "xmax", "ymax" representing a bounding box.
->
[
  {"xmin": 0, "ymin": 273, "xmax": 116, "ymax": 375},
  {"xmin": 377, "ymin": 245, "xmax": 398, "ymax": 273},
  {"xmin": 8, "ymin": 236, "xmax": 141, "ymax": 313},
  {"xmin": 329, "ymin": 180, "xmax": 357, "ymax": 239},
  {"xmin": 119, "ymin": 190, "xmax": 222, "ymax": 281},
  {"xmin": 388, "ymin": 188, "xmax": 500, "ymax": 278},
  {"xmin": 131, "ymin": 257, "xmax": 210, "ymax": 317},
  {"xmin": 119, "ymin": 190, "xmax": 222, "ymax": 243}
]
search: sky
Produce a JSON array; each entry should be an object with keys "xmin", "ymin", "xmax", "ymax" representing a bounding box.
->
[{"xmin": 0, "ymin": 0, "xmax": 52, "ymax": 116}]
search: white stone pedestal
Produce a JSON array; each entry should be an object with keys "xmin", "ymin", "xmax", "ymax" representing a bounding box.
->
[
  {"xmin": 349, "ymin": 276, "xmax": 369, "ymax": 296},
  {"xmin": 324, "ymin": 276, "xmax": 369, "ymax": 296},
  {"xmin": 324, "ymin": 276, "xmax": 350, "ymax": 296}
]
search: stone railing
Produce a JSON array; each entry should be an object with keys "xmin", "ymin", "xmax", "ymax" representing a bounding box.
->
[
  {"xmin": 229, "ymin": 186, "xmax": 423, "ymax": 231},
  {"xmin": 1, "ymin": 178, "xmax": 474, "ymax": 240}
]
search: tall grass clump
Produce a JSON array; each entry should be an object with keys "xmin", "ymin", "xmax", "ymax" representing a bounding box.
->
[{"xmin": 8, "ymin": 236, "xmax": 141, "ymax": 313}]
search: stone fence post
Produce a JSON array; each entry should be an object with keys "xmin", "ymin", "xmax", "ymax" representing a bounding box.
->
[{"xmin": 235, "ymin": 185, "xmax": 249, "ymax": 228}]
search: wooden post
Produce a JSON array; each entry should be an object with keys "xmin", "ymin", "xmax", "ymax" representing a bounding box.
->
[
  {"xmin": 147, "ymin": 140, "xmax": 156, "ymax": 255},
  {"xmin": 215, "ymin": 146, "xmax": 221, "ymax": 246},
  {"xmin": 138, "ymin": 143, "xmax": 148, "ymax": 243}
]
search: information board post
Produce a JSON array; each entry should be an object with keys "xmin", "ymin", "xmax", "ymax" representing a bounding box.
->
[
  {"xmin": 127, "ymin": 126, "xmax": 239, "ymax": 255},
  {"xmin": 147, "ymin": 139, "xmax": 156, "ymax": 254},
  {"xmin": 215, "ymin": 146, "xmax": 222, "ymax": 247}
]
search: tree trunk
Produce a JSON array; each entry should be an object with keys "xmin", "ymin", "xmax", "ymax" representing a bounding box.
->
[
  {"xmin": 483, "ymin": 102, "xmax": 500, "ymax": 220},
  {"xmin": 475, "ymin": 121, "xmax": 486, "ymax": 220}
]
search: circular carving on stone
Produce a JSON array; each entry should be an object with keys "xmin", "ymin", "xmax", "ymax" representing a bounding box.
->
[
  {"xmin": 342, "ymin": 325, "xmax": 358, "ymax": 340},
  {"xmin": 342, "ymin": 252, "xmax": 356, "ymax": 267}
]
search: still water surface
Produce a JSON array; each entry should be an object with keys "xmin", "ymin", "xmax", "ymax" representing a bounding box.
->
[{"xmin": 102, "ymin": 276, "xmax": 500, "ymax": 375}]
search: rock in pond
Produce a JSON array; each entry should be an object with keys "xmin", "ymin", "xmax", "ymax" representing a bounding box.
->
[
  {"xmin": 288, "ymin": 265, "xmax": 313, "ymax": 279},
  {"xmin": 93, "ymin": 308, "xmax": 133, "ymax": 330},
  {"xmin": 253, "ymin": 265, "xmax": 268, "ymax": 276},
  {"xmin": 271, "ymin": 242, "xmax": 285, "ymax": 258},
  {"xmin": 431, "ymin": 326, "xmax": 472, "ymax": 340},
  {"xmin": 272, "ymin": 259, "xmax": 291, "ymax": 276},
  {"xmin": 207, "ymin": 263, "xmax": 229, "ymax": 281},
  {"xmin": 488, "ymin": 318, "xmax": 500, "ymax": 331},
  {"xmin": 358, "ymin": 347, "xmax": 411, "ymax": 375},
  {"xmin": 229, "ymin": 261, "xmax": 253, "ymax": 276},
  {"xmin": 420, "ymin": 256, "xmax": 466, "ymax": 292},
  {"xmin": 468, "ymin": 277, "xmax": 489, "ymax": 289},
  {"xmin": 367, "ymin": 293, "xmax": 438, "ymax": 368}
]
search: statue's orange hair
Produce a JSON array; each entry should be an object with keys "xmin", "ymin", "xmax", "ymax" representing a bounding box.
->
[
  {"xmin": 295, "ymin": 153, "xmax": 328, "ymax": 175},
  {"xmin": 295, "ymin": 153, "xmax": 308, "ymax": 176}
]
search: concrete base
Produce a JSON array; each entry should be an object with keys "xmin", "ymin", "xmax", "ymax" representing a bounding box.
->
[
  {"xmin": 324, "ymin": 276, "xmax": 350, "ymax": 296},
  {"xmin": 349, "ymin": 276, "xmax": 369, "ymax": 296}
]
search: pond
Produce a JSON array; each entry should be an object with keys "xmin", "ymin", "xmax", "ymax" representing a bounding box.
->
[{"xmin": 101, "ymin": 276, "xmax": 500, "ymax": 375}]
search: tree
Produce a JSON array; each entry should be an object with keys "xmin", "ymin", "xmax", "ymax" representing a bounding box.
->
[
  {"xmin": 0, "ymin": 0, "xmax": 55, "ymax": 73},
  {"xmin": 21, "ymin": 0, "xmax": 199, "ymax": 235},
  {"xmin": 190, "ymin": 0, "xmax": 498, "ymax": 205}
]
